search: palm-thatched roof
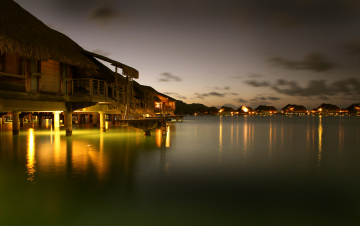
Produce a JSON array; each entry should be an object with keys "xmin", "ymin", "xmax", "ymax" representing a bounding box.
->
[{"xmin": 0, "ymin": 0, "xmax": 97, "ymax": 70}]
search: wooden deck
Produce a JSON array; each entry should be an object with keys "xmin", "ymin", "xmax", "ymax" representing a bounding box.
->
[{"xmin": 116, "ymin": 118, "xmax": 167, "ymax": 135}]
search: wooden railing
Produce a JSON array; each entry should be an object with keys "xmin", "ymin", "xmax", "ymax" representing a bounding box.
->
[{"xmin": 71, "ymin": 78, "xmax": 127, "ymax": 105}]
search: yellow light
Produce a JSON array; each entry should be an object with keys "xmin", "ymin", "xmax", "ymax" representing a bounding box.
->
[
  {"xmin": 241, "ymin": 106, "xmax": 248, "ymax": 113},
  {"xmin": 27, "ymin": 128, "xmax": 36, "ymax": 182}
]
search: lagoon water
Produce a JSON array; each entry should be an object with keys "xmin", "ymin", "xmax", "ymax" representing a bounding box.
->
[{"xmin": 1, "ymin": 115, "xmax": 360, "ymax": 225}]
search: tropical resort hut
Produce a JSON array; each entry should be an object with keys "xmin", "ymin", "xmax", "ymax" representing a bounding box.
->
[
  {"xmin": 0, "ymin": 0, "xmax": 139, "ymax": 135},
  {"xmin": 219, "ymin": 106, "xmax": 235, "ymax": 116},
  {"xmin": 208, "ymin": 106, "xmax": 219, "ymax": 116},
  {"xmin": 236, "ymin": 106, "xmax": 255, "ymax": 116},
  {"xmin": 254, "ymin": 105, "xmax": 277, "ymax": 116},
  {"xmin": 281, "ymin": 104, "xmax": 307, "ymax": 116},
  {"xmin": 155, "ymin": 92, "xmax": 176, "ymax": 115},
  {"xmin": 346, "ymin": 103, "xmax": 360, "ymax": 116},
  {"xmin": 313, "ymin": 103, "xmax": 341, "ymax": 116}
]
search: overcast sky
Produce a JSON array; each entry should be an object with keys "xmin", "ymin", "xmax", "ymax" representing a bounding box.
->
[{"xmin": 14, "ymin": 0, "xmax": 360, "ymax": 109}]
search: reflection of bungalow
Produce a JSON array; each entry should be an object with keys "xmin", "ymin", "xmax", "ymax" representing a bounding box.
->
[
  {"xmin": 219, "ymin": 106, "xmax": 235, "ymax": 116},
  {"xmin": 254, "ymin": 105, "xmax": 277, "ymax": 116},
  {"xmin": 281, "ymin": 104, "xmax": 307, "ymax": 115},
  {"xmin": 236, "ymin": 106, "xmax": 255, "ymax": 115},
  {"xmin": 346, "ymin": 103, "xmax": 360, "ymax": 116},
  {"xmin": 313, "ymin": 103, "xmax": 341, "ymax": 115}
]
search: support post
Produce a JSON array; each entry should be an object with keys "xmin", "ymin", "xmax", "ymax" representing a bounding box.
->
[
  {"xmin": 99, "ymin": 112, "xmax": 106, "ymax": 132},
  {"xmin": 93, "ymin": 113, "xmax": 98, "ymax": 127},
  {"xmin": 65, "ymin": 104, "xmax": 73, "ymax": 136},
  {"xmin": 12, "ymin": 111, "xmax": 20, "ymax": 135},
  {"xmin": 112, "ymin": 114, "xmax": 116, "ymax": 124}
]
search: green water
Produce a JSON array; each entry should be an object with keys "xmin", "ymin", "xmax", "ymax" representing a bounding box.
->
[{"xmin": 1, "ymin": 116, "xmax": 360, "ymax": 225}]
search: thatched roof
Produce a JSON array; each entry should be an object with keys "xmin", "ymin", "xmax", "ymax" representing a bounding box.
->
[
  {"xmin": 255, "ymin": 105, "xmax": 277, "ymax": 112},
  {"xmin": 282, "ymin": 104, "xmax": 307, "ymax": 112},
  {"xmin": 0, "ymin": 0, "xmax": 97, "ymax": 70},
  {"xmin": 82, "ymin": 50, "xmax": 139, "ymax": 79}
]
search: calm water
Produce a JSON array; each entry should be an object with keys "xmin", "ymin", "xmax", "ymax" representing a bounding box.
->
[{"xmin": 1, "ymin": 116, "xmax": 360, "ymax": 225}]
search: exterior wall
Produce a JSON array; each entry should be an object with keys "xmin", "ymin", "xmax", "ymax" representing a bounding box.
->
[
  {"xmin": 0, "ymin": 52, "xmax": 25, "ymax": 92},
  {"xmin": 41, "ymin": 59, "xmax": 61, "ymax": 93}
]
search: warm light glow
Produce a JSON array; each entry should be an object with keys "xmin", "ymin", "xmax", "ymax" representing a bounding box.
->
[
  {"xmin": 241, "ymin": 106, "xmax": 249, "ymax": 113},
  {"xmin": 27, "ymin": 128, "xmax": 36, "ymax": 182},
  {"xmin": 317, "ymin": 116, "xmax": 323, "ymax": 167},
  {"xmin": 319, "ymin": 108, "xmax": 322, "ymax": 112},
  {"xmin": 155, "ymin": 102, "xmax": 161, "ymax": 109},
  {"xmin": 166, "ymin": 126, "xmax": 170, "ymax": 148},
  {"xmin": 219, "ymin": 109, "xmax": 224, "ymax": 113}
]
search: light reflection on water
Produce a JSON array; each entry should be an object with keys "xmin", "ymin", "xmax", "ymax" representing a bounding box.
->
[{"xmin": 1, "ymin": 116, "xmax": 360, "ymax": 225}]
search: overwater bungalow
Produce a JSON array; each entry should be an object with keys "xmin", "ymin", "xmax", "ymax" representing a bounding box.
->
[
  {"xmin": 313, "ymin": 103, "xmax": 341, "ymax": 116},
  {"xmin": 219, "ymin": 106, "xmax": 235, "ymax": 116},
  {"xmin": 281, "ymin": 104, "xmax": 307, "ymax": 115},
  {"xmin": 346, "ymin": 103, "xmax": 360, "ymax": 116},
  {"xmin": 254, "ymin": 105, "xmax": 277, "ymax": 116},
  {"xmin": 0, "ymin": 0, "xmax": 172, "ymax": 135},
  {"xmin": 236, "ymin": 106, "xmax": 255, "ymax": 116}
]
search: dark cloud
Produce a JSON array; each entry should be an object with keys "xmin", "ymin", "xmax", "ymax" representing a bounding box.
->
[
  {"xmin": 244, "ymin": 80, "xmax": 270, "ymax": 87},
  {"xmin": 270, "ymin": 53, "xmax": 334, "ymax": 72},
  {"xmin": 88, "ymin": 2, "xmax": 120, "ymax": 26},
  {"xmin": 235, "ymin": 98, "xmax": 247, "ymax": 103},
  {"xmin": 194, "ymin": 92, "xmax": 225, "ymax": 99},
  {"xmin": 214, "ymin": 86, "xmax": 230, "ymax": 90},
  {"xmin": 229, "ymin": 92, "xmax": 238, "ymax": 95},
  {"xmin": 209, "ymin": 92, "xmax": 225, "ymax": 97},
  {"xmin": 272, "ymin": 77, "xmax": 360, "ymax": 98},
  {"xmin": 92, "ymin": 49, "xmax": 110, "ymax": 57},
  {"xmin": 164, "ymin": 92, "xmax": 187, "ymax": 100},
  {"xmin": 158, "ymin": 72, "xmax": 182, "ymax": 82},
  {"xmin": 268, "ymin": 96, "xmax": 281, "ymax": 101},
  {"xmin": 241, "ymin": 0, "xmax": 360, "ymax": 29}
]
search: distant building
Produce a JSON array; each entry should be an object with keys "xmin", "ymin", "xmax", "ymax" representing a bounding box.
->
[
  {"xmin": 254, "ymin": 105, "xmax": 277, "ymax": 116},
  {"xmin": 313, "ymin": 103, "xmax": 341, "ymax": 115},
  {"xmin": 346, "ymin": 103, "xmax": 360, "ymax": 116},
  {"xmin": 281, "ymin": 104, "xmax": 307, "ymax": 115},
  {"xmin": 236, "ymin": 106, "xmax": 255, "ymax": 115},
  {"xmin": 219, "ymin": 106, "xmax": 235, "ymax": 116}
]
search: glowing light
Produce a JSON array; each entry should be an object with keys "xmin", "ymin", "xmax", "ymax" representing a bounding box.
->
[
  {"xmin": 27, "ymin": 128, "xmax": 36, "ymax": 182},
  {"xmin": 241, "ymin": 106, "xmax": 249, "ymax": 113}
]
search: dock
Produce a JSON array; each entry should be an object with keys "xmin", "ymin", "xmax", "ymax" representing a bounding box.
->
[{"xmin": 116, "ymin": 118, "xmax": 167, "ymax": 136}]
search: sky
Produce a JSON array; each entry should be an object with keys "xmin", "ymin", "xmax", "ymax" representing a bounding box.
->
[{"xmin": 14, "ymin": 0, "xmax": 360, "ymax": 110}]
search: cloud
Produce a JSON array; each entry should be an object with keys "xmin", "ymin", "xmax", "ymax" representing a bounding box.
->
[
  {"xmin": 213, "ymin": 86, "xmax": 231, "ymax": 90},
  {"xmin": 164, "ymin": 92, "xmax": 187, "ymax": 99},
  {"xmin": 158, "ymin": 72, "xmax": 182, "ymax": 82},
  {"xmin": 270, "ymin": 53, "xmax": 334, "ymax": 72},
  {"xmin": 229, "ymin": 92, "xmax": 239, "ymax": 95},
  {"xmin": 268, "ymin": 96, "xmax": 281, "ymax": 101},
  {"xmin": 244, "ymin": 80, "xmax": 270, "ymax": 87},
  {"xmin": 194, "ymin": 92, "xmax": 225, "ymax": 99},
  {"xmin": 235, "ymin": 98, "xmax": 247, "ymax": 103},
  {"xmin": 92, "ymin": 49, "xmax": 110, "ymax": 57},
  {"xmin": 272, "ymin": 77, "xmax": 360, "ymax": 98},
  {"xmin": 239, "ymin": 0, "xmax": 360, "ymax": 29},
  {"xmin": 209, "ymin": 92, "xmax": 225, "ymax": 97},
  {"xmin": 88, "ymin": 2, "xmax": 120, "ymax": 26}
]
